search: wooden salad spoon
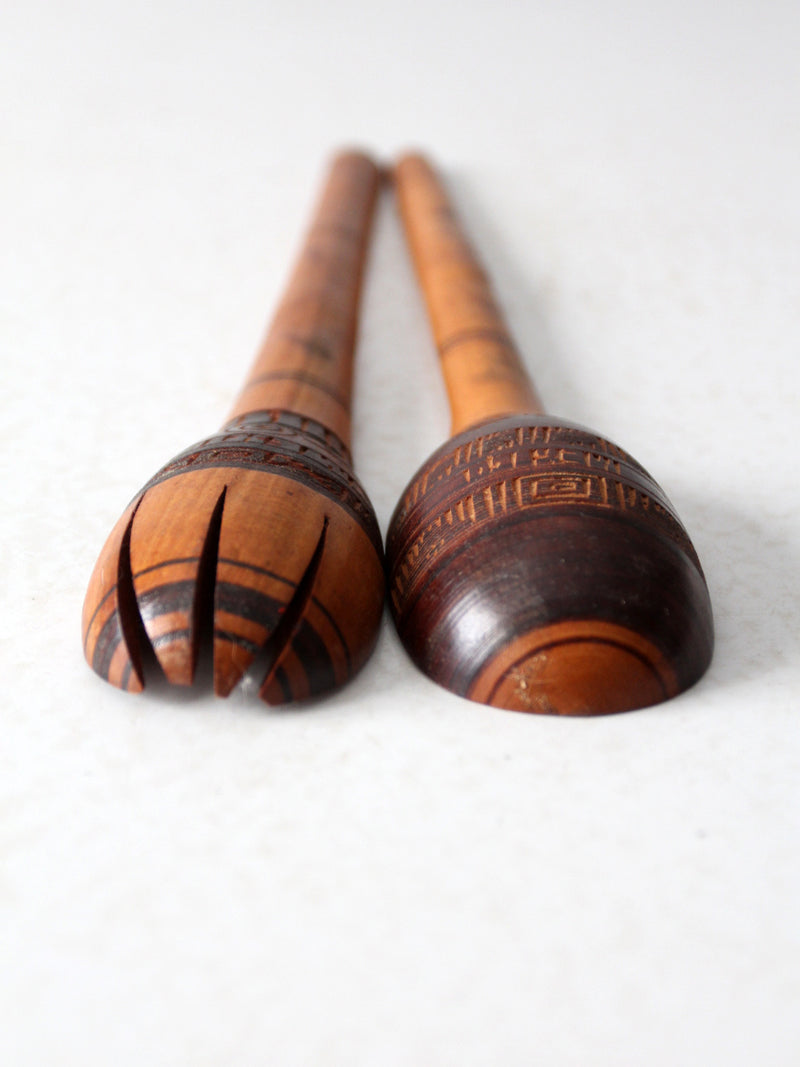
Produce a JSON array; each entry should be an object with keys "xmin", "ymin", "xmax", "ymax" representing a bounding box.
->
[{"xmin": 386, "ymin": 153, "xmax": 713, "ymax": 715}]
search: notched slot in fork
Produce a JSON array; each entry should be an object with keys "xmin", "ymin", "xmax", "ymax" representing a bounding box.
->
[
  {"xmin": 238, "ymin": 516, "xmax": 330, "ymax": 701},
  {"xmin": 191, "ymin": 486, "xmax": 227, "ymax": 691},
  {"xmin": 117, "ymin": 497, "xmax": 165, "ymax": 690}
]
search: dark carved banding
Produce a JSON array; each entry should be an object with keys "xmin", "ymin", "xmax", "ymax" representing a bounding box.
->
[
  {"xmin": 245, "ymin": 369, "xmax": 348, "ymax": 407},
  {"xmin": 94, "ymin": 572, "xmax": 337, "ymax": 700},
  {"xmin": 216, "ymin": 577, "xmax": 336, "ymax": 698},
  {"xmin": 387, "ymin": 415, "xmax": 714, "ymax": 715},
  {"xmin": 137, "ymin": 410, "xmax": 381, "ymax": 557},
  {"xmin": 278, "ymin": 333, "xmax": 335, "ymax": 363},
  {"xmin": 438, "ymin": 327, "xmax": 516, "ymax": 356},
  {"xmin": 235, "ymin": 516, "xmax": 331, "ymax": 695},
  {"xmin": 485, "ymin": 635, "xmax": 671, "ymax": 707},
  {"xmin": 217, "ymin": 555, "xmax": 351, "ymax": 676},
  {"xmin": 87, "ymin": 537, "xmax": 355, "ymax": 689}
]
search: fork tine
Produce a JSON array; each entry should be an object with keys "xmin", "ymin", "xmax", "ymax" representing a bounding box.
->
[{"xmin": 82, "ymin": 499, "xmax": 144, "ymax": 693}]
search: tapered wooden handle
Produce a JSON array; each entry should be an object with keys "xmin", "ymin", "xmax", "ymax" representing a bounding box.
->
[
  {"xmin": 228, "ymin": 150, "xmax": 380, "ymax": 449},
  {"xmin": 394, "ymin": 153, "xmax": 543, "ymax": 435}
]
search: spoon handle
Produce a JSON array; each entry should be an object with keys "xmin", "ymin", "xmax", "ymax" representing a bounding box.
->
[
  {"xmin": 227, "ymin": 150, "xmax": 380, "ymax": 451},
  {"xmin": 394, "ymin": 153, "xmax": 543, "ymax": 436}
]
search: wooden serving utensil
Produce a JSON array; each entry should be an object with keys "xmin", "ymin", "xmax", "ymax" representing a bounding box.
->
[
  {"xmin": 387, "ymin": 153, "xmax": 713, "ymax": 715},
  {"xmin": 82, "ymin": 151, "xmax": 385, "ymax": 704}
]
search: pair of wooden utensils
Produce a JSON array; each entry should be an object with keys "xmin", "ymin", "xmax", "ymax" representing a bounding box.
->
[{"xmin": 82, "ymin": 151, "xmax": 714, "ymax": 715}]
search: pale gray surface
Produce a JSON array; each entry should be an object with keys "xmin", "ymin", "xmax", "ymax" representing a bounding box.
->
[{"xmin": 2, "ymin": 1, "xmax": 799, "ymax": 1064}]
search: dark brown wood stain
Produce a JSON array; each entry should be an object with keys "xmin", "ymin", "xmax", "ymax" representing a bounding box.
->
[{"xmin": 388, "ymin": 154, "xmax": 713, "ymax": 714}]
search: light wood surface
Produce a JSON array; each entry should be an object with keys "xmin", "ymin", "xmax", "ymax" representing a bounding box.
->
[
  {"xmin": 82, "ymin": 152, "xmax": 385, "ymax": 703},
  {"xmin": 394, "ymin": 153, "xmax": 543, "ymax": 435}
]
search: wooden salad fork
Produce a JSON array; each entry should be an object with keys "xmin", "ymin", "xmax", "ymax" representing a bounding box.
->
[{"xmin": 82, "ymin": 151, "xmax": 385, "ymax": 704}]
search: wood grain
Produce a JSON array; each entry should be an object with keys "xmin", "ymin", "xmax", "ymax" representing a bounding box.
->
[
  {"xmin": 394, "ymin": 154, "xmax": 543, "ymax": 435},
  {"xmin": 82, "ymin": 152, "xmax": 385, "ymax": 704},
  {"xmin": 388, "ymin": 154, "xmax": 714, "ymax": 715}
]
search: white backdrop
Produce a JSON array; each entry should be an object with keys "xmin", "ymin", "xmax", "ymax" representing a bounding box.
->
[{"xmin": 2, "ymin": 1, "xmax": 799, "ymax": 1064}]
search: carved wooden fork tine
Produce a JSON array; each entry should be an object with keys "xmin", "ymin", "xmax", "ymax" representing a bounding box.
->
[{"xmin": 82, "ymin": 151, "xmax": 385, "ymax": 704}]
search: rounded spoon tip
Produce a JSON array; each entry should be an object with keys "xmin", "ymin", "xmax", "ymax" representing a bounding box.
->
[{"xmin": 387, "ymin": 414, "xmax": 713, "ymax": 715}]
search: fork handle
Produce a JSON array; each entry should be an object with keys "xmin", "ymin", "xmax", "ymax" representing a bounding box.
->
[{"xmin": 227, "ymin": 151, "xmax": 380, "ymax": 449}]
